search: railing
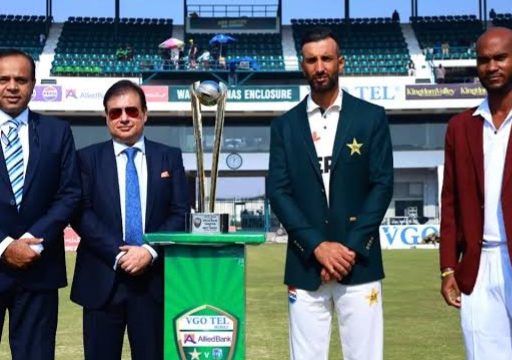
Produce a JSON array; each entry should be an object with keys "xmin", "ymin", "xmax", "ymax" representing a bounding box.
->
[{"xmin": 187, "ymin": 4, "xmax": 278, "ymax": 18}]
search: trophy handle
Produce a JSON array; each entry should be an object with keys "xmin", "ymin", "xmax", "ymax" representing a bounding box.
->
[
  {"xmin": 190, "ymin": 83, "xmax": 206, "ymax": 213},
  {"xmin": 208, "ymin": 82, "xmax": 228, "ymax": 213}
]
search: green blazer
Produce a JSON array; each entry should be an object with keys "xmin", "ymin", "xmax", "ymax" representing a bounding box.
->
[{"xmin": 267, "ymin": 91, "xmax": 393, "ymax": 290}]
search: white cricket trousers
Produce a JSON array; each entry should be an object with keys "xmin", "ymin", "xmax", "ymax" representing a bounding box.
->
[
  {"xmin": 461, "ymin": 243, "xmax": 512, "ymax": 360},
  {"xmin": 288, "ymin": 280, "xmax": 383, "ymax": 360}
]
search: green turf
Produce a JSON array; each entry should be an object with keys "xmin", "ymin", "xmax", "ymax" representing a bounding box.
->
[{"xmin": 0, "ymin": 246, "xmax": 464, "ymax": 359}]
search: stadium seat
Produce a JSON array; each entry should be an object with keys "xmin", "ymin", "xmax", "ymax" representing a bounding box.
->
[
  {"xmin": 52, "ymin": 17, "xmax": 174, "ymax": 76},
  {"xmin": 291, "ymin": 17, "xmax": 410, "ymax": 76},
  {"xmin": 411, "ymin": 15, "xmax": 483, "ymax": 60}
]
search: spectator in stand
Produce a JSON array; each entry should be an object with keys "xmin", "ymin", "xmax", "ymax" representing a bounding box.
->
[
  {"xmin": 178, "ymin": 48, "xmax": 185, "ymax": 70},
  {"xmin": 435, "ymin": 64, "xmax": 446, "ymax": 83},
  {"xmin": 159, "ymin": 48, "xmax": 171, "ymax": 70},
  {"xmin": 408, "ymin": 60, "xmax": 416, "ymax": 76},
  {"xmin": 170, "ymin": 47, "xmax": 180, "ymax": 69},
  {"xmin": 125, "ymin": 44, "xmax": 133, "ymax": 61},
  {"xmin": 490, "ymin": 8, "xmax": 497, "ymax": 19},
  {"xmin": 228, "ymin": 59, "xmax": 238, "ymax": 85},
  {"xmin": 468, "ymin": 41, "xmax": 476, "ymax": 55},
  {"xmin": 392, "ymin": 10, "xmax": 400, "ymax": 22},
  {"xmin": 187, "ymin": 39, "xmax": 198, "ymax": 69},
  {"xmin": 197, "ymin": 49, "xmax": 211, "ymax": 70},
  {"xmin": 442, "ymin": 41, "xmax": 450, "ymax": 58},
  {"xmin": 116, "ymin": 46, "xmax": 127, "ymax": 61},
  {"xmin": 39, "ymin": 33, "xmax": 46, "ymax": 46},
  {"xmin": 218, "ymin": 55, "xmax": 226, "ymax": 70}
]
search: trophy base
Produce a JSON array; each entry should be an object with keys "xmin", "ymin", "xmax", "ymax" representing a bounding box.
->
[{"xmin": 187, "ymin": 213, "xmax": 229, "ymax": 233}]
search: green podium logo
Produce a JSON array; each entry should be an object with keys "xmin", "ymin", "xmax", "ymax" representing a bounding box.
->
[{"xmin": 176, "ymin": 304, "xmax": 238, "ymax": 360}]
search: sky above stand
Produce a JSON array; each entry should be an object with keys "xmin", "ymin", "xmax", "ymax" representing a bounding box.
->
[{"xmin": 3, "ymin": 0, "xmax": 510, "ymax": 24}]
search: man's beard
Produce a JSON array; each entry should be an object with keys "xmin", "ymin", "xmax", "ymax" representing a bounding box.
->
[
  {"xmin": 482, "ymin": 80, "xmax": 512, "ymax": 96},
  {"xmin": 309, "ymin": 74, "xmax": 338, "ymax": 93}
]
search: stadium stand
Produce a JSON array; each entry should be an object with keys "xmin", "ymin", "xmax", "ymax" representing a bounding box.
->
[
  {"xmin": 291, "ymin": 17, "xmax": 411, "ymax": 76},
  {"xmin": 51, "ymin": 17, "xmax": 172, "ymax": 76},
  {"xmin": 0, "ymin": 15, "xmax": 49, "ymax": 61},
  {"xmin": 491, "ymin": 12, "xmax": 512, "ymax": 29},
  {"xmin": 184, "ymin": 33, "xmax": 285, "ymax": 71},
  {"xmin": 411, "ymin": 15, "xmax": 483, "ymax": 60}
]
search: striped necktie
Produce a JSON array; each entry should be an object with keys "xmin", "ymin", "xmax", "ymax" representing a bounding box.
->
[
  {"xmin": 3, "ymin": 119, "xmax": 24, "ymax": 210},
  {"xmin": 124, "ymin": 147, "xmax": 143, "ymax": 246}
]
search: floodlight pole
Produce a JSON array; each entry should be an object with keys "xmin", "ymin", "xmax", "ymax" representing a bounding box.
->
[
  {"xmin": 115, "ymin": 0, "xmax": 120, "ymax": 39},
  {"xmin": 483, "ymin": 0, "xmax": 487, "ymax": 28},
  {"xmin": 184, "ymin": 0, "xmax": 188, "ymax": 28},
  {"xmin": 479, "ymin": 0, "xmax": 488, "ymax": 28},
  {"xmin": 46, "ymin": 0, "xmax": 52, "ymax": 32}
]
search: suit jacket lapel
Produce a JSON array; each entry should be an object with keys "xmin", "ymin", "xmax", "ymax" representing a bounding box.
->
[
  {"xmin": 22, "ymin": 111, "xmax": 41, "ymax": 195},
  {"xmin": 502, "ymin": 121, "xmax": 512, "ymax": 190},
  {"xmin": 103, "ymin": 141, "xmax": 122, "ymax": 228},
  {"xmin": 466, "ymin": 115, "xmax": 484, "ymax": 199},
  {"xmin": 0, "ymin": 140, "xmax": 9, "ymax": 188},
  {"xmin": 144, "ymin": 139, "xmax": 157, "ymax": 228},
  {"xmin": 331, "ymin": 91, "xmax": 357, "ymax": 171},
  {"xmin": 295, "ymin": 98, "xmax": 323, "ymax": 183}
]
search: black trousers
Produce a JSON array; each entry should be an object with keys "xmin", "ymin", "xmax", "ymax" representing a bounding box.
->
[
  {"xmin": 83, "ymin": 278, "xmax": 163, "ymax": 360},
  {"xmin": 0, "ymin": 286, "xmax": 58, "ymax": 360}
]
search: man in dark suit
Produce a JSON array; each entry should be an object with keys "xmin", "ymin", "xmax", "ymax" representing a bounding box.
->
[
  {"xmin": 440, "ymin": 27, "xmax": 512, "ymax": 359},
  {"xmin": 266, "ymin": 28, "xmax": 393, "ymax": 360},
  {"xmin": 0, "ymin": 49, "xmax": 81, "ymax": 359},
  {"xmin": 71, "ymin": 80, "xmax": 189, "ymax": 360}
]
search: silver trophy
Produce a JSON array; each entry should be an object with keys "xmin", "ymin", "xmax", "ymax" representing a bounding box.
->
[{"xmin": 189, "ymin": 80, "xmax": 229, "ymax": 233}]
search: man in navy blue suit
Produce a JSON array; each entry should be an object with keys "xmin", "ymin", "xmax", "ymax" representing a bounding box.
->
[
  {"xmin": 0, "ymin": 49, "xmax": 81, "ymax": 359},
  {"xmin": 71, "ymin": 80, "xmax": 189, "ymax": 359}
]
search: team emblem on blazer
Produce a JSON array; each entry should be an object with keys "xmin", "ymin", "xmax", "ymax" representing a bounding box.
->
[{"xmin": 346, "ymin": 138, "xmax": 363, "ymax": 156}]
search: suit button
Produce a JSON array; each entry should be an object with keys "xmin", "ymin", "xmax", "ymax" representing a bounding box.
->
[
  {"xmin": 9, "ymin": 200, "xmax": 15, "ymax": 206},
  {"xmin": 321, "ymin": 189, "xmax": 325, "ymax": 193},
  {"xmin": 325, "ymin": 220, "xmax": 328, "ymax": 224}
]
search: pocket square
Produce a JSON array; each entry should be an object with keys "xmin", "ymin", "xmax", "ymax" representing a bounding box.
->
[{"xmin": 160, "ymin": 171, "xmax": 171, "ymax": 178}]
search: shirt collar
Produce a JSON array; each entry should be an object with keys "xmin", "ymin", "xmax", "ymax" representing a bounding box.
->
[
  {"xmin": 306, "ymin": 89, "xmax": 343, "ymax": 115},
  {"xmin": 113, "ymin": 136, "xmax": 146, "ymax": 157},
  {"xmin": 0, "ymin": 108, "xmax": 29, "ymax": 128},
  {"xmin": 473, "ymin": 97, "xmax": 512, "ymax": 128}
]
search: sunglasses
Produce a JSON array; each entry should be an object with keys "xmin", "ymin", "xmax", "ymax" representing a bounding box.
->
[{"xmin": 107, "ymin": 106, "xmax": 140, "ymax": 120}]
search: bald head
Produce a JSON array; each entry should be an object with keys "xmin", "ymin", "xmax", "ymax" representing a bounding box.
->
[
  {"xmin": 475, "ymin": 26, "xmax": 512, "ymax": 95},
  {"xmin": 476, "ymin": 27, "xmax": 512, "ymax": 53}
]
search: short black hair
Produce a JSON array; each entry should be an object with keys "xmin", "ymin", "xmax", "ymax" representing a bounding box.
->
[
  {"xmin": 300, "ymin": 27, "xmax": 341, "ymax": 54},
  {"xmin": 103, "ymin": 80, "xmax": 147, "ymax": 112},
  {"xmin": 0, "ymin": 48, "xmax": 36, "ymax": 81}
]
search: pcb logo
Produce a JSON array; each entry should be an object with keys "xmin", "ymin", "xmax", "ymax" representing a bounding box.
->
[{"xmin": 176, "ymin": 304, "xmax": 238, "ymax": 360}]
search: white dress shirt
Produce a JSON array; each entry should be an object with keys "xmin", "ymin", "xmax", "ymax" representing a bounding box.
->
[
  {"xmin": 112, "ymin": 137, "xmax": 157, "ymax": 268},
  {"xmin": 474, "ymin": 98, "xmax": 512, "ymax": 243},
  {"xmin": 0, "ymin": 109, "xmax": 43, "ymax": 255},
  {"xmin": 307, "ymin": 90, "xmax": 343, "ymax": 205}
]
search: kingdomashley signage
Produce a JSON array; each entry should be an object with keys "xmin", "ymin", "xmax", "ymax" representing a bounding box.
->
[
  {"xmin": 405, "ymin": 83, "xmax": 487, "ymax": 100},
  {"xmin": 169, "ymin": 86, "xmax": 300, "ymax": 102}
]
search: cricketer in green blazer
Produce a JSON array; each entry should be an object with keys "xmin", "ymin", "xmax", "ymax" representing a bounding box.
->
[{"xmin": 267, "ymin": 90, "xmax": 394, "ymax": 291}]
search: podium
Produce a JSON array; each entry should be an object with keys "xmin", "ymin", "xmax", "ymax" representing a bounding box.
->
[{"xmin": 145, "ymin": 232, "xmax": 265, "ymax": 360}]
